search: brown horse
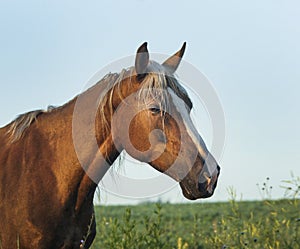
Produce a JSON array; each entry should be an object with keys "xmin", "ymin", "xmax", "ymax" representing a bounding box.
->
[{"xmin": 0, "ymin": 43, "xmax": 220, "ymax": 249}]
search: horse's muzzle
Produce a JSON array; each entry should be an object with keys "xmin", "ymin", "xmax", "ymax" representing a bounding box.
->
[{"xmin": 198, "ymin": 165, "xmax": 220, "ymax": 198}]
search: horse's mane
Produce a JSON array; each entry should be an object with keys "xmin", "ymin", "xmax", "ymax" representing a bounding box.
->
[
  {"xmin": 6, "ymin": 110, "xmax": 45, "ymax": 143},
  {"xmin": 6, "ymin": 61, "xmax": 192, "ymax": 143},
  {"xmin": 97, "ymin": 61, "xmax": 192, "ymax": 136}
]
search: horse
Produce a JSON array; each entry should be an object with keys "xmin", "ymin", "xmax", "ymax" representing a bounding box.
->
[{"xmin": 0, "ymin": 42, "xmax": 220, "ymax": 249}]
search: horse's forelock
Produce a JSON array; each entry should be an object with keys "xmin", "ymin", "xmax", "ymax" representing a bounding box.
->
[{"xmin": 138, "ymin": 61, "xmax": 193, "ymax": 110}]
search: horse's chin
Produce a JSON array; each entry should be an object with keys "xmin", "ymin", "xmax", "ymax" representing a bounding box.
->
[
  {"xmin": 179, "ymin": 182, "xmax": 198, "ymax": 200},
  {"xmin": 181, "ymin": 188, "xmax": 197, "ymax": 200}
]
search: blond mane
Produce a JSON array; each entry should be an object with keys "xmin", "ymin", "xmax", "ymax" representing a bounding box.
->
[{"xmin": 6, "ymin": 61, "xmax": 191, "ymax": 143}]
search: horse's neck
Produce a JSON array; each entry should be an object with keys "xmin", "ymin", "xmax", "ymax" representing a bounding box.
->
[{"xmin": 40, "ymin": 81, "xmax": 120, "ymax": 211}]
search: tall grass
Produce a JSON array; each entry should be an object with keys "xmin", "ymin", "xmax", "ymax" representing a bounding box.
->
[{"xmin": 91, "ymin": 175, "xmax": 300, "ymax": 249}]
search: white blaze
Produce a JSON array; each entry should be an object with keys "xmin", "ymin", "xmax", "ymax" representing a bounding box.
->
[{"xmin": 168, "ymin": 88, "xmax": 218, "ymax": 180}]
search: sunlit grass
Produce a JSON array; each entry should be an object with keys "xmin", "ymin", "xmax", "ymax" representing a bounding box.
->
[{"xmin": 91, "ymin": 175, "xmax": 300, "ymax": 249}]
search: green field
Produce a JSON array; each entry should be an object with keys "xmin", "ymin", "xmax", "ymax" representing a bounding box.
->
[{"xmin": 90, "ymin": 177, "xmax": 300, "ymax": 249}]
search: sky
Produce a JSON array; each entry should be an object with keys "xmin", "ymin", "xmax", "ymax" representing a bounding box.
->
[{"xmin": 0, "ymin": 0, "xmax": 299, "ymax": 205}]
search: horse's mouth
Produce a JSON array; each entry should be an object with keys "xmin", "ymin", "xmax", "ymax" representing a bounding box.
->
[
  {"xmin": 179, "ymin": 166, "xmax": 220, "ymax": 200},
  {"xmin": 180, "ymin": 181, "xmax": 217, "ymax": 200}
]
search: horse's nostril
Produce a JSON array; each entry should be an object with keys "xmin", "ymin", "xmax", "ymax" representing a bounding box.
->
[{"xmin": 203, "ymin": 171, "xmax": 211, "ymax": 179}]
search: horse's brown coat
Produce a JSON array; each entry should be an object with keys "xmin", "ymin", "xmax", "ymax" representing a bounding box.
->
[{"xmin": 0, "ymin": 99, "xmax": 97, "ymax": 248}]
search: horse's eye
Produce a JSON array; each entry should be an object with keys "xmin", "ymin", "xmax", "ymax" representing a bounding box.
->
[{"xmin": 149, "ymin": 107, "xmax": 161, "ymax": 114}]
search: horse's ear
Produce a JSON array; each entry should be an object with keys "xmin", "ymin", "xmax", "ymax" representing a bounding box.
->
[
  {"xmin": 162, "ymin": 42, "xmax": 186, "ymax": 74},
  {"xmin": 135, "ymin": 42, "xmax": 149, "ymax": 77}
]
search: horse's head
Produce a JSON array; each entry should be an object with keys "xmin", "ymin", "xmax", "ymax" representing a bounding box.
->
[{"xmin": 111, "ymin": 42, "xmax": 220, "ymax": 200}]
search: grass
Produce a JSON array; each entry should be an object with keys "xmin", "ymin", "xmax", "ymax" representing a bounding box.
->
[{"xmin": 90, "ymin": 175, "xmax": 300, "ymax": 249}]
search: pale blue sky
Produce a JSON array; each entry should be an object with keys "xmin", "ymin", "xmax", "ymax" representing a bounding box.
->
[{"xmin": 0, "ymin": 1, "xmax": 299, "ymax": 204}]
